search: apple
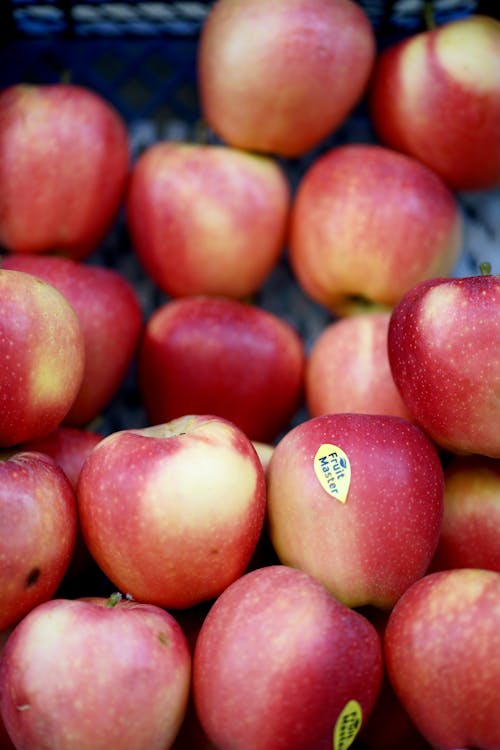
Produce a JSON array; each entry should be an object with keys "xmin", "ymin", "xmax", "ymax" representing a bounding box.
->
[
  {"xmin": 369, "ymin": 14, "xmax": 500, "ymax": 191},
  {"xmin": 0, "ymin": 268, "xmax": 85, "ymax": 447},
  {"xmin": 0, "ymin": 593, "xmax": 191, "ymax": 750},
  {"xmin": 2, "ymin": 254, "xmax": 143, "ymax": 428},
  {"xmin": 267, "ymin": 412, "xmax": 444, "ymax": 609},
  {"xmin": 388, "ymin": 272, "xmax": 500, "ymax": 458},
  {"xmin": 384, "ymin": 568, "xmax": 500, "ymax": 750},
  {"xmin": 20, "ymin": 426, "xmax": 103, "ymax": 492},
  {"xmin": 77, "ymin": 415, "xmax": 267, "ymax": 609},
  {"xmin": 430, "ymin": 454, "xmax": 500, "ymax": 573},
  {"xmin": 288, "ymin": 143, "xmax": 463, "ymax": 316},
  {"xmin": 137, "ymin": 295, "xmax": 305, "ymax": 443},
  {"xmin": 193, "ymin": 564, "xmax": 383, "ymax": 750},
  {"xmin": 0, "ymin": 82, "xmax": 129, "ymax": 259},
  {"xmin": 197, "ymin": 0, "xmax": 376, "ymax": 158},
  {"xmin": 0, "ymin": 630, "xmax": 15, "ymax": 750},
  {"xmin": 0, "ymin": 450, "xmax": 77, "ymax": 632},
  {"xmin": 305, "ymin": 311, "xmax": 412, "ymax": 420},
  {"xmin": 127, "ymin": 142, "xmax": 290, "ymax": 299},
  {"xmin": 20, "ymin": 426, "xmax": 104, "ymax": 582}
]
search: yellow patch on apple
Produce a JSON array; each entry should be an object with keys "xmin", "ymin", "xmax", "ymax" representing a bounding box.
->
[{"xmin": 436, "ymin": 16, "xmax": 500, "ymax": 91}]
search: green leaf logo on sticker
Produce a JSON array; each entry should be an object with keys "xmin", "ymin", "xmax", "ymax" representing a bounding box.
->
[
  {"xmin": 313, "ymin": 443, "xmax": 351, "ymax": 503},
  {"xmin": 332, "ymin": 699, "xmax": 362, "ymax": 750}
]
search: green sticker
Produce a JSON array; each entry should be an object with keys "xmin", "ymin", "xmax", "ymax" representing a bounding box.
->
[{"xmin": 333, "ymin": 699, "xmax": 362, "ymax": 750}]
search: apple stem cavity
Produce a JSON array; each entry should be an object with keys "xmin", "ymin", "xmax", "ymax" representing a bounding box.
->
[
  {"xmin": 480, "ymin": 261, "xmax": 492, "ymax": 275},
  {"xmin": 106, "ymin": 592, "xmax": 123, "ymax": 608}
]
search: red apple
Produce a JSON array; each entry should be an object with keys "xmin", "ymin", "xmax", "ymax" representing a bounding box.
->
[
  {"xmin": 267, "ymin": 413, "xmax": 444, "ymax": 609},
  {"xmin": 2, "ymin": 254, "xmax": 143, "ymax": 428},
  {"xmin": 289, "ymin": 143, "xmax": 463, "ymax": 316},
  {"xmin": 0, "ymin": 451, "xmax": 77, "ymax": 631},
  {"xmin": 198, "ymin": 0, "xmax": 376, "ymax": 158},
  {"xmin": 138, "ymin": 295, "xmax": 305, "ymax": 443},
  {"xmin": 193, "ymin": 564, "xmax": 383, "ymax": 750},
  {"xmin": 127, "ymin": 142, "xmax": 290, "ymax": 299},
  {"xmin": 384, "ymin": 568, "xmax": 500, "ymax": 750},
  {"xmin": 388, "ymin": 272, "xmax": 500, "ymax": 458},
  {"xmin": 20, "ymin": 426, "xmax": 104, "ymax": 581},
  {"xmin": 369, "ymin": 14, "xmax": 500, "ymax": 191},
  {"xmin": 0, "ymin": 594, "xmax": 191, "ymax": 750},
  {"xmin": 0, "ymin": 629, "xmax": 15, "ymax": 750},
  {"xmin": 430, "ymin": 454, "xmax": 500, "ymax": 573},
  {"xmin": 77, "ymin": 415, "xmax": 267, "ymax": 609},
  {"xmin": 305, "ymin": 312, "xmax": 412, "ymax": 420},
  {"xmin": 0, "ymin": 268, "xmax": 85, "ymax": 447},
  {"xmin": 0, "ymin": 83, "xmax": 129, "ymax": 259}
]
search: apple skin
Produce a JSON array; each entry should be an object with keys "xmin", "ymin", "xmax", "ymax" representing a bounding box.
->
[
  {"xmin": 0, "ymin": 630, "xmax": 15, "ymax": 750},
  {"xmin": 267, "ymin": 413, "xmax": 444, "ymax": 609},
  {"xmin": 0, "ymin": 269, "xmax": 85, "ymax": 447},
  {"xmin": 0, "ymin": 451, "xmax": 77, "ymax": 632},
  {"xmin": 384, "ymin": 568, "xmax": 500, "ymax": 750},
  {"xmin": 77, "ymin": 415, "xmax": 267, "ymax": 609},
  {"xmin": 2, "ymin": 254, "xmax": 143, "ymax": 428},
  {"xmin": 388, "ymin": 273, "xmax": 500, "ymax": 458},
  {"xmin": 0, "ymin": 595, "xmax": 191, "ymax": 750},
  {"xmin": 20, "ymin": 426, "xmax": 104, "ymax": 581},
  {"xmin": 289, "ymin": 143, "xmax": 462, "ymax": 316},
  {"xmin": 127, "ymin": 142, "xmax": 290, "ymax": 299},
  {"xmin": 0, "ymin": 83, "xmax": 129, "ymax": 259},
  {"xmin": 429, "ymin": 454, "xmax": 500, "ymax": 573},
  {"xmin": 138, "ymin": 295, "xmax": 305, "ymax": 443},
  {"xmin": 193, "ymin": 564, "xmax": 383, "ymax": 750},
  {"xmin": 369, "ymin": 15, "xmax": 500, "ymax": 191},
  {"xmin": 306, "ymin": 312, "xmax": 412, "ymax": 420},
  {"xmin": 198, "ymin": 0, "xmax": 376, "ymax": 158}
]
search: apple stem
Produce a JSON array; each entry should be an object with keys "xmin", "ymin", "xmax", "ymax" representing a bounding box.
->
[
  {"xmin": 106, "ymin": 592, "xmax": 123, "ymax": 608},
  {"xmin": 423, "ymin": 0, "xmax": 436, "ymax": 30},
  {"xmin": 480, "ymin": 261, "xmax": 492, "ymax": 275}
]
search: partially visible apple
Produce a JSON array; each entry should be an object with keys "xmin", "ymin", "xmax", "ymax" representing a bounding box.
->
[
  {"xmin": 289, "ymin": 143, "xmax": 462, "ymax": 316},
  {"xmin": 138, "ymin": 295, "xmax": 305, "ymax": 443},
  {"xmin": 198, "ymin": 0, "xmax": 376, "ymax": 158},
  {"xmin": 0, "ymin": 594, "xmax": 191, "ymax": 750},
  {"xmin": 193, "ymin": 564, "xmax": 383, "ymax": 750},
  {"xmin": 267, "ymin": 413, "xmax": 444, "ymax": 609},
  {"xmin": 2, "ymin": 254, "xmax": 143, "ymax": 428},
  {"xmin": 369, "ymin": 14, "xmax": 500, "ymax": 191},
  {"xmin": 388, "ymin": 272, "xmax": 500, "ymax": 458},
  {"xmin": 77, "ymin": 415, "xmax": 267, "ymax": 609},
  {"xmin": 384, "ymin": 568, "xmax": 500, "ymax": 750},
  {"xmin": 305, "ymin": 312, "xmax": 412, "ymax": 419},
  {"xmin": 127, "ymin": 142, "xmax": 290, "ymax": 299},
  {"xmin": 0, "ymin": 629, "xmax": 15, "ymax": 750},
  {"xmin": 430, "ymin": 454, "xmax": 500, "ymax": 573},
  {"xmin": 21, "ymin": 426, "xmax": 104, "ymax": 581},
  {"xmin": 0, "ymin": 268, "xmax": 85, "ymax": 447},
  {"xmin": 0, "ymin": 451, "xmax": 77, "ymax": 631},
  {"xmin": 0, "ymin": 83, "xmax": 129, "ymax": 259}
]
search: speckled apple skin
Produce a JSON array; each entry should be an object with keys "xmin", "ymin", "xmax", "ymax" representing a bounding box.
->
[
  {"xmin": 370, "ymin": 15, "xmax": 500, "ymax": 190},
  {"xmin": 384, "ymin": 568, "xmax": 500, "ymax": 750},
  {"xmin": 267, "ymin": 413, "xmax": 444, "ymax": 609},
  {"xmin": 388, "ymin": 274, "xmax": 500, "ymax": 458},
  {"xmin": 198, "ymin": 0, "xmax": 376, "ymax": 158},
  {"xmin": 0, "ymin": 83, "xmax": 129, "ymax": 258},
  {"xmin": 193, "ymin": 564, "xmax": 383, "ymax": 750},
  {"xmin": 289, "ymin": 144, "xmax": 462, "ymax": 316},
  {"xmin": 138, "ymin": 295, "xmax": 305, "ymax": 443},
  {"xmin": 0, "ymin": 452, "xmax": 77, "ymax": 631},
  {"xmin": 0, "ymin": 269, "xmax": 85, "ymax": 447},
  {"xmin": 77, "ymin": 416, "xmax": 267, "ymax": 609},
  {"xmin": 0, "ymin": 597, "xmax": 191, "ymax": 750}
]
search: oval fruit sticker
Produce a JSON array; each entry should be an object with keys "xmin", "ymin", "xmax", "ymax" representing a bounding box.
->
[
  {"xmin": 333, "ymin": 699, "xmax": 362, "ymax": 750},
  {"xmin": 313, "ymin": 444, "xmax": 351, "ymax": 503}
]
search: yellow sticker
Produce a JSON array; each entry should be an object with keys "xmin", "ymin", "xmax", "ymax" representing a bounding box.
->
[
  {"xmin": 333, "ymin": 699, "xmax": 363, "ymax": 750},
  {"xmin": 313, "ymin": 444, "xmax": 351, "ymax": 503}
]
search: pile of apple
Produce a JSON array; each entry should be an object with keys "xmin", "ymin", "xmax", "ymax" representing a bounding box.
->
[{"xmin": 0, "ymin": 1, "xmax": 499, "ymax": 749}]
